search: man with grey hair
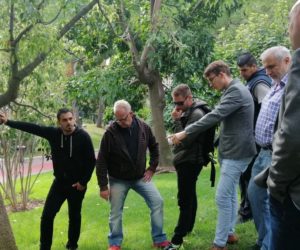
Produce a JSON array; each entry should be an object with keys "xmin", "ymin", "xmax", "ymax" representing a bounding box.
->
[
  {"xmin": 96, "ymin": 100, "xmax": 169, "ymax": 250},
  {"xmin": 266, "ymin": 2, "xmax": 300, "ymax": 249},
  {"xmin": 247, "ymin": 46, "xmax": 291, "ymax": 250}
]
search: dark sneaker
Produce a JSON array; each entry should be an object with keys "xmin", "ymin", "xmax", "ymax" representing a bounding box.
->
[{"xmin": 163, "ymin": 242, "xmax": 181, "ymax": 250}]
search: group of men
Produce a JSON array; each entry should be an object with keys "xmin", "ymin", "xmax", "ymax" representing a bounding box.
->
[
  {"xmin": 169, "ymin": 1, "xmax": 300, "ymax": 250},
  {"xmin": 0, "ymin": 1, "xmax": 300, "ymax": 250}
]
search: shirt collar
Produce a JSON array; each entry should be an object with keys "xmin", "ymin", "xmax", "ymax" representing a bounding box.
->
[{"xmin": 272, "ymin": 73, "xmax": 288, "ymax": 88}]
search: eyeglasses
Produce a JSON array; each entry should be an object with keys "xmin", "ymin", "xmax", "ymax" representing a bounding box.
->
[
  {"xmin": 116, "ymin": 113, "xmax": 130, "ymax": 123},
  {"xmin": 207, "ymin": 74, "xmax": 218, "ymax": 84},
  {"xmin": 173, "ymin": 97, "xmax": 188, "ymax": 106}
]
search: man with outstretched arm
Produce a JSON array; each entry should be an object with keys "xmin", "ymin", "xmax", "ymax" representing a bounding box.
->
[{"xmin": 0, "ymin": 108, "xmax": 96, "ymax": 250}]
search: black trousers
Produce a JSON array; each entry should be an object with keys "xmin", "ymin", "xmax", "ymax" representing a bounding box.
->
[
  {"xmin": 172, "ymin": 163, "xmax": 202, "ymax": 245},
  {"xmin": 40, "ymin": 179, "xmax": 86, "ymax": 250},
  {"xmin": 238, "ymin": 159, "xmax": 253, "ymax": 218},
  {"xmin": 239, "ymin": 147, "xmax": 260, "ymax": 220}
]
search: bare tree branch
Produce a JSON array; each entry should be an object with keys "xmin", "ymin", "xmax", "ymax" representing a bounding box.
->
[
  {"xmin": 64, "ymin": 49, "xmax": 85, "ymax": 62},
  {"xmin": 0, "ymin": 0, "xmax": 98, "ymax": 108},
  {"xmin": 151, "ymin": 0, "xmax": 162, "ymax": 28},
  {"xmin": 13, "ymin": 0, "xmax": 47, "ymax": 45},
  {"xmin": 18, "ymin": 52, "xmax": 47, "ymax": 80},
  {"xmin": 38, "ymin": 0, "xmax": 70, "ymax": 25},
  {"xmin": 118, "ymin": 0, "xmax": 140, "ymax": 69},
  {"xmin": 9, "ymin": 3, "xmax": 18, "ymax": 76},
  {"xmin": 140, "ymin": 0, "xmax": 162, "ymax": 69},
  {"xmin": 13, "ymin": 24, "xmax": 34, "ymax": 46},
  {"xmin": 19, "ymin": 0, "xmax": 99, "ymax": 81},
  {"xmin": 58, "ymin": 0, "xmax": 99, "ymax": 39},
  {"xmin": 97, "ymin": 0, "xmax": 118, "ymax": 37},
  {"xmin": 13, "ymin": 101, "xmax": 53, "ymax": 119}
]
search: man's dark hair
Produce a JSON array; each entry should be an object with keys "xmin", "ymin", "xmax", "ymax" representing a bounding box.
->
[
  {"xmin": 237, "ymin": 52, "xmax": 257, "ymax": 67},
  {"xmin": 172, "ymin": 84, "xmax": 192, "ymax": 98},
  {"xmin": 204, "ymin": 60, "xmax": 231, "ymax": 77},
  {"xmin": 56, "ymin": 108, "xmax": 73, "ymax": 120}
]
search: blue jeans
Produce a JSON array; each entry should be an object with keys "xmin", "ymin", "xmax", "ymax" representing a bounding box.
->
[
  {"xmin": 214, "ymin": 157, "xmax": 252, "ymax": 247},
  {"xmin": 269, "ymin": 195, "xmax": 300, "ymax": 250},
  {"xmin": 108, "ymin": 177, "xmax": 167, "ymax": 246},
  {"xmin": 248, "ymin": 149, "xmax": 271, "ymax": 250}
]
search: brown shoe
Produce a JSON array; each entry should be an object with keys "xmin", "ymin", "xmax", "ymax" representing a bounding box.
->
[
  {"xmin": 227, "ymin": 234, "xmax": 239, "ymax": 244},
  {"xmin": 211, "ymin": 245, "xmax": 228, "ymax": 250}
]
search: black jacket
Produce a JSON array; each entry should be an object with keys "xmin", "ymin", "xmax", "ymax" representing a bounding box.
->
[
  {"xmin": 6, "ymin": 120, "xmax": 96, "ymax": 186},
  {"xmin": 96, "ymin": 117, "xmax": 159, "ymax": 191},
  {"xmin": 172, "ymin": 101, "xmax": 206, "ymax": 166}
]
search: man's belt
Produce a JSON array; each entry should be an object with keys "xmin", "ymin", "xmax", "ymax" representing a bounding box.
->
[{"xmin": 261, "ymin": 145, "xmax": 273, "ymax": 151}]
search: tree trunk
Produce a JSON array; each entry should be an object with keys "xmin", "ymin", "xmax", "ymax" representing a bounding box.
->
[
  {"xmin": 72, "ymin": 101, "xmax": 82, "ymax": 128},
  {"xmin": 96, "ymin": 98, "xmax": 105, "ymax": 128},
  {"xmin": 148, "ymin": 77, "xmax": 172, "ymax": 167},
  {"xmin": 0, "ymin": 192, "xmax": 18, "ymax": 250}
]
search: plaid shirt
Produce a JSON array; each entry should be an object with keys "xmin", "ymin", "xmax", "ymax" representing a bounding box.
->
[{"xmin": 255, "ymin": 74, "xmax": 288, "ymax": 147}]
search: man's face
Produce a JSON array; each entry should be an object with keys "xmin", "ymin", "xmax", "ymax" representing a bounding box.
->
[
  {"xmin": 262, "ymin": 55, "xmax": 290, "ymax": 82},
  {"xmin": 239, "ymin": 65, "xmax": 257, "ymax": 81},
  {"xmin": 172, "ymin": 95, "xmax": 190, "ymax": 112},
  {"xmin": 289, "ymin": 10, "xmax": 300, "ymax": 50},
  {"xmin": 206, "ymin": 72, "xmax": 225, "ymax": 90},
  {"xmin": 58, "ymin": 112, "xmax": 76, "ymax": 135},
  {"xmin": 114, "ymin": 108, "xmax": 133, "ymax": 128}
]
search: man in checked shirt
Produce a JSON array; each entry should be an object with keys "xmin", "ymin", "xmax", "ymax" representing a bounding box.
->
[{"xmin": 247, "ymin": 46, "xmax": 291, "ymax": 250}]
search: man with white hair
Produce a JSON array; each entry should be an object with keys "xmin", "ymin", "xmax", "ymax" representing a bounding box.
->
[
  {"xmin": 247, "ymin": 46, "xmax": 291, "ymax": 250},
  {"xmin": 267, "ymin": 2, "xmax": 300, "ymax": 249},
  {"xmin": 96, "ymin": 100, "xmax": 169, "ymax": 250}
]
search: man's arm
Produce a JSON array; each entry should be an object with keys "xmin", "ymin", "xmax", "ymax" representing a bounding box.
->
[
  {"xmin": 268, "ymin": 49, "xmax": 300, "ymax": 202},
  {"xmin": 95, "ymin": 132, "xmax": 110, "ymax": 197},
  {"xmin": 184, "ymin": 85, "xmax": 243, "ymax": 137},
  {"xmin": 179, "ymin": 108, "xmax": 205, "ymax": 148},
  {"xmin": 146, "ymin": 124, "xmax": 159, "ymax": 173},
  {"xmin": 0, "ymin": 112, "xmax": 53, "ymax": 139},
  {"xmin": 253, "ymin": 81, "xmax": 271, "ymax": 103}
]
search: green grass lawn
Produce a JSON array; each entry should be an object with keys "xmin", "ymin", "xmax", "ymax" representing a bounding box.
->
[{"xmin": 8, "ymin": 166, "xmax": 257, "ymax": 250}]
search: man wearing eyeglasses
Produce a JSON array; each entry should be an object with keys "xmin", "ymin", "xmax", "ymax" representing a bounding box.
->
[
  {"xmin": 164, "ymin": 84, "xmax": 208, "ymax": 250},
  {"xmin": 169, "ymin": 61, "xmax": 257, "ymax": 250},
  {"xmin": 95, "ymin": 100, "xmax": 169, "ymax": 250}
]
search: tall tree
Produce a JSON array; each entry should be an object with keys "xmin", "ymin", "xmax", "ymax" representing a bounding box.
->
[
  {"xmin": 0, "ymin": 1, "xmax": 99, "ymax": 248},
  {"xmin": 87, "ymin": 0, "xmax": 243, "ymax": 167},
  {"xmin": 0, "ymin": 194, "xmax": 17, "ymax": 250}
]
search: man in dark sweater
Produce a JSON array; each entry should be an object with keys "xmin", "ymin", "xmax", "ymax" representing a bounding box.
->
[
  {"xmin": 96, "ymin": 100, "xmax": 169, "ymax": 250},
  {"xmin": 0, "ymin": 108, "xmax": 96, "ymax": 250},
  {"xmin": 236, "ymin": 52, "xmax": 272, "ymax": 222}
]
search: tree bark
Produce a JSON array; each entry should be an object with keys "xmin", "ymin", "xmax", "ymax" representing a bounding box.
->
[
  {"xmin": 96, "ymin": 98, "xmax": 105, "ymax": 128},
  {"xmin": 0, "ymin": 192, "xmax": 18, "ymax": 250},
  {"xmin": 146, "ymin": 72, "xmax": 172, "ymax": 167}
]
